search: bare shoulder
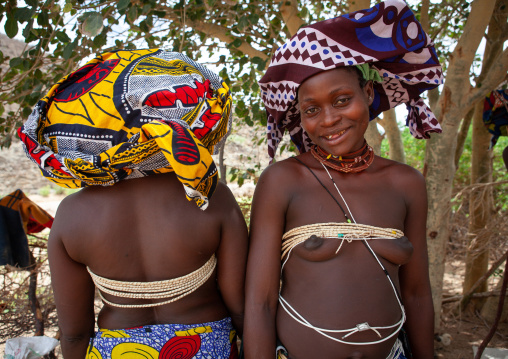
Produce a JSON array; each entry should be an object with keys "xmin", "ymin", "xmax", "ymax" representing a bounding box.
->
[
  {"xmin": 52, "ymin": 189, "xmax": 87, "ymax": 230},
  {"xmin": 375, "ymin": 156, "xmax": 426, "ymax": 188},
  {"xmin": 257, "ymin": 156, "xmax": 303, "ymax": 189},
  {"xmin": 207, "ymin": 181, "xmax": 248, "ymax": 227},
  {"xmin": 208, "ymin": 181, "xmax": 239, "ymax": 209},
  {"xmin": 374, "ymin": 157, "xmax": 428, "ymax": 213},
  {"xmin": 48, "ymin": 188, "xmax": 91, "ymax": 257}
]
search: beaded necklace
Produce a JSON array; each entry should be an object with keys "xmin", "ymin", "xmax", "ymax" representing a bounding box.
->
[{"xmin": 310, "ymin": 141, "xmax": 374, "ymax": 173}]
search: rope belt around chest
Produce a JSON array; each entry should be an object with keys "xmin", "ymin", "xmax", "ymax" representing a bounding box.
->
[
  {"xmin": 87, "ymin": 255, "xmax": 217, "ymax": 308},
  {"xmin": 282, "ymin": 222, "xmax": 404, "ymax": 259}
]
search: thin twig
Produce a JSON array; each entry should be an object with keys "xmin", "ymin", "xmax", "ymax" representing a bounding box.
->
[
  {"xmin": 460, "ymin": 251, "xmax": 508, "ymax": 309},
  {"xmin": 443, "ymin": 290, "xmax": 506, "ymax": 303},
  {"xmin": 474, "ymin": 254, "xmax": 508, "ymax": 358}
]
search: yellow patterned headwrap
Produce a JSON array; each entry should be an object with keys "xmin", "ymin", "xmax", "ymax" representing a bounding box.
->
[{"xmin": 18, "ymin": 49, "xmax": 233, "ymax": 210}]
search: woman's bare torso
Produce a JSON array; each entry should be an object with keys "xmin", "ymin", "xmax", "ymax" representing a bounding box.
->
[
  {"xmin": 276, "ymin": 153, "xmax": 414, "ymax": 359},
  {"xmin": 60, "ymin": 173, "xmax": 230, "ymax": 329}
]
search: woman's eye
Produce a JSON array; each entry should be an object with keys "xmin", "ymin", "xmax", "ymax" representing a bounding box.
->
[
  {"xmin": 304, "ymin": 107, "xmax": 318, "ymax": 115},
  {"xmin": 334, "ymin": 97, "xmax": 349, "ymax": 106}
]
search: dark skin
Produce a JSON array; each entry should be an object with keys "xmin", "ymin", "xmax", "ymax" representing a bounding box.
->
[
  {"xmin": 244, "ymin": 68, "xmax": 434, "ymax": 358},
  {"xmin": 48, "ymin": 172, "xmax": 248, "ymax": 359}
]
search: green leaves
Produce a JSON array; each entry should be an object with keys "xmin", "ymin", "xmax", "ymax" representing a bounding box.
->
[
  {"xmin": 62, "ymin": 41, "xmax": 77, "ymax": 60},
  {"xmin": 55, "ymin": 31, "xmax": 71, "ymax": 43},
  {"xmin": 93, "ymin": 33, "xmax": 107, "ymax": 49},
  {"xmin": 4, "ymin": 16, "xmax": 18, "ymax": 38},
  {"xmin": 127, "ymin": 6, "xmax": 139, "ymax": 23},
  {"xmin": 251, "ymin": 56, "xmax": 267, "ymax": 71},
  {"xmin": 14, "ymin": 7, "xmax": 33, "ymax": 23},
  {"xmin": 117, "ymin": 0, "xmax": 130, "ymax": 12},
  {"xmin": 238, "ymin": 16, "xmax": 249, "ymax": 31},
  {"xmin": 63, "ymin": 2, "xmax": 73, "ymax": 13},
  {"xmin": 79, "ymin": 12, "xmax": 103, "ymax": 37},
  {"xmin": 9, "ymin": 57, "xmax": 23, "ymax": 69},
  {"xmin": 232, "ymin": 38, "xmax": 242, "ymax": 48}
]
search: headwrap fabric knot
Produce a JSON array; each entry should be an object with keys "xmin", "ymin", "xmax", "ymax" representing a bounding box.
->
[
  {"xmin": 356, "ymin": 64, "xmax": 384, "ymax": 83},
  {"xmin": 18, "ymin": 49, "xmax": 233, "ymax": 210},
  {"xmin": 259, "ymin": 0, "xmax": 444, "ymax": 160}
]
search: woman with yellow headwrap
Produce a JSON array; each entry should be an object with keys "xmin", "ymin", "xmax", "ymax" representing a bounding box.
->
[{"xmin": 18, "ymin": 49, "xmax": 248, "ymax": 359}]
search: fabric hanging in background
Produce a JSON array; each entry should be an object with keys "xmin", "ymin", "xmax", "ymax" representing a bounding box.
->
[
  {"xmin": 483, "ymin": 88, "xmax": 508, "ymax": 148},
  {"xmin": 0, "ymin": 189, "xmax": 53, "ymax": 268}
]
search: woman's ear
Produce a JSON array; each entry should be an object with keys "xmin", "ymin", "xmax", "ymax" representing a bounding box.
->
[{"xmin": 364, "ymin": 80, "xmax": 374, "ymax": 105}]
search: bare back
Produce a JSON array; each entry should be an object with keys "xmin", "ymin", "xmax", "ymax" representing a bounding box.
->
[{"xmin": 49, "ymin": 172, "xmax": 248, "ymax": 354}]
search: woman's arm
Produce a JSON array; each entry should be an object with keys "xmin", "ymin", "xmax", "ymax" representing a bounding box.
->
[
  {"xmin": 214, "ymin": 183, "xmax": 249, "ymax": 336},
  {"xmin": 244, "ymin": 164, "xmax": 289, "ymax": 358},
  {"xmin": 48, "ymin": 200, "xmax": 96, "ymax": 359},
  {"xmin": 399, "ymin": 168, "xmax": 434, "ymax": 359}
]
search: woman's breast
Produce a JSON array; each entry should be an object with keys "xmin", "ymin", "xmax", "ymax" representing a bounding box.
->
[{"xmin": 290, "ymin": 233, "xmax": 413, "ymax": 266}]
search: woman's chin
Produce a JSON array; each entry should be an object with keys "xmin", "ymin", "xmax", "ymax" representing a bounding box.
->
[{"xmin": 315, "ymin": 139, "xmax": 364, "ymax": 156}]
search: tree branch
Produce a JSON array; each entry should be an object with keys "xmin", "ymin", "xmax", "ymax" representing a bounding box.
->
[
  {"xmin": 434, "ymin": 0, "xmax": 496, "ymax": 121},
  {"xmin": 466, "ymin": 47, "xmax": 508, "ymax": 105},
  {"xmin": 280, "ymin": 0, "xmax": 304, "ymax": 37},
  {"xmin": 347, "ymin": 0, "xmax": 370, "ymax": 12},
  {"xmin": 420, "ymin": 0, "xmax": 430, "ymax": 33},
  {"xmin": 186, "ymin": 20, "xmax": 269, "ymax": 60},
  {"xmin": 450, "ymin": 0, "xmax": 496, "ymax": 69},
  {"xmin": 378, "ymin": 109, "xmax": 405, "ymax": 163},
  {"xmin": 460, "ymin": 250, "xmax": 508, "ymax": 309}
]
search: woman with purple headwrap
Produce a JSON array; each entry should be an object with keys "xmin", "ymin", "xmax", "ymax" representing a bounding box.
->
[{"xmin": 244, "ymin": 1, "xmax": 443, "ymax": 358}]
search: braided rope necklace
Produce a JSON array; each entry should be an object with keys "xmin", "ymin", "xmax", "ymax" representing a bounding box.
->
[{"xmin": 310, "ymin": 141, "xmax": 374, "ymax": 173}]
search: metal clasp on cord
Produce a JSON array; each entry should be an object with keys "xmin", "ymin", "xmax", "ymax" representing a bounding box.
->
[{"xmin": 342, "ymin": 322, "xmax": 382, "ymax": 339}]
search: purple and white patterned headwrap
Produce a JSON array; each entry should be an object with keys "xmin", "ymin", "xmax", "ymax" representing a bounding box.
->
[{"xmin": 259, "ymin": 0, "xmax": 444, "ymax": 160}]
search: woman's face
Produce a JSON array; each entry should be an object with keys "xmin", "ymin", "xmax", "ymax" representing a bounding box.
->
[{"xmin": 298, "ymin": 68, "xmax": 373, "ymax": 156}]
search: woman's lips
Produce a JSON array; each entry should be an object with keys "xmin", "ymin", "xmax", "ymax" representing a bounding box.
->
[{"xmin": 323, "ymin": 128, "xmax": 347, "ymax": 141}]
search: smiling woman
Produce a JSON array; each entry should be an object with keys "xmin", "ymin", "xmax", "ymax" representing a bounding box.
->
[
  {"xmin": 244, "ymin": 1, "xmax": 444, "ymax": 359},
  {"xmin": 298, "ymin": 68, "xmax": 373, "ymax": 158}
]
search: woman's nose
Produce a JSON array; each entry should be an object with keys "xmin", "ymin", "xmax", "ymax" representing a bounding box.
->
[{"xmin": 321, "ymin": 106, "xmax": 341, "ymax": 126}]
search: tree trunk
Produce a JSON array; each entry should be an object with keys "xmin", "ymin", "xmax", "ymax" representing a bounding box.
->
[
  {"xmin": 480, "ymin": 274, "xmax": 508, "ymax": 323},
  {"xmin": 218, "ymin": 140, "xmax": 227, "ymax": 184},
  {"xmin": 365, "ymin": 119, "xmax": 383, "ymax": 155},
  {"xmin": 462, "ymin": 101, "xmax": 494, "ymax": 310},
  {"xmin": 454, "ymin": 108, "xmax": 474, "ymax": 170},
  {"xmin": 462, "ymin": 0, "xmax": 506, "ymax": 310},
  {"xmin": 424, "ymin": 0, "xmax": 499, "ymax": 330},
  {"xmin": 378, "ymin": 109, "xmax": 405, "ymax": 163}
]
